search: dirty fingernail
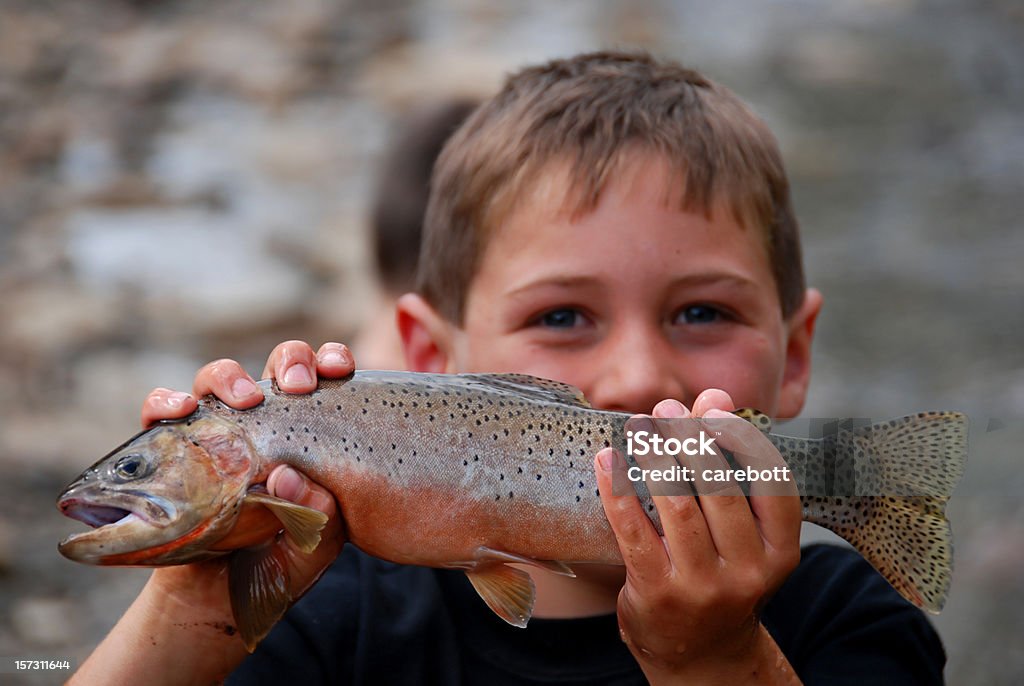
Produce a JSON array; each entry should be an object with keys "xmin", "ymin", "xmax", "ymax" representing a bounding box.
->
[
  {"xmin": 232, "ymin": 377, "xmax": 259, "ymax": 398},
  {"xmin": 283, "ymin": 364, "xmax": 313, "ymax": 386}
]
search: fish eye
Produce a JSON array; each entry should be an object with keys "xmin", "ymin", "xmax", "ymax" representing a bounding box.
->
[{"xmin": 113, "ymin": 454, "xmax": 150, "ymax": 481}]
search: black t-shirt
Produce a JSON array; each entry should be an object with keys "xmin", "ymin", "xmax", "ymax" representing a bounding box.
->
[{"xmin": 227, "ymin": 544, "xmax": 945, "ymax": 685}]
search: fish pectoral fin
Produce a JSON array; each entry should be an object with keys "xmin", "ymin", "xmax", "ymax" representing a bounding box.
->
[
  {"xmin": 243, "ymin": 492, "xmax": 328, "ymax": 554},
  {"xmin": 465, "ymin": 563, "xmax": 536, "ymax": 628},
  {"xmin": 229, "ymin": 544, "xmax": 292, "ymax": 652},
  {"xmin": 473, "ymin": 546, "xmax": 576, "ymax": 578}
]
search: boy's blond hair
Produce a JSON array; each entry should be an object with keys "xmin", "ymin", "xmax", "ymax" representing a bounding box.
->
[{"xmin": 417, "ymin": 51, "xmax": 805, "ymax": 321}]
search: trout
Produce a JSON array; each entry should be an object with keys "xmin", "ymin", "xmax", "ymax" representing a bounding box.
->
[{"xmin": 57, "ymin": 371, "xmax": 967, "ymax": 650}]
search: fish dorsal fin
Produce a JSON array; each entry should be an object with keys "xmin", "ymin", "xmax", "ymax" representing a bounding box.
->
[
  {"xmin": 459, "ymin": 373, "xmax": 591, "ymax": 407},
  {"xmin": 243, "ymin": 492, "xmax": 328, "ymax": 554},
  {"xmin": 464, "ymin": 564, "xmax": 536, "ymax": 628},
  {"xmin": 229, "ymin": 544, "xmax": 291, "ymax": 652}
]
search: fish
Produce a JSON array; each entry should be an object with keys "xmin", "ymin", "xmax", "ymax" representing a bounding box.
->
[{"xmin": 57, "ymin": 370, "xmax": 968, "ymax": 651}]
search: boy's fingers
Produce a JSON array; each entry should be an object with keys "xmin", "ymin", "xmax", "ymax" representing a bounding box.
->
[
  {"xmin": 262, "ymin": 340, "xmax": 317, "ymax": 393},
  {"xmin": 267, "ymin": 465, "xmax": 345, "ymax": 595},
  {"xmin": 193, "ymin": 359, "xmax": 264, "ymax": 409},
  {"xmin": 691, "ymin": 388, "xmax": 736, "ymax": 417},
  {"xmin": 636, "ymin": 403, "xmax": 718, "ymax": 573},
  {"xmin": 316, "ymin": 342, "xmax": 356, "ymax": 378},
  {"xmin": 595, "ymin": 449, "xmax": 671, "ymax": 585},
  {"xmin": 141, "ymin": 387, "xmax": 197, "ymax": 427},
  {"xmin": 700, "ymin": 409, "xmax": 801, "ymax": 553}
]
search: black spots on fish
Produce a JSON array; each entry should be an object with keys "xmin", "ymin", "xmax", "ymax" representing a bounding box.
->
[
  {"xmin": 499, "ymin": 473, "xmax": 504, "ymax": 481},
  {"xmin": 569, "ymin": 461, "xmax": 574, "ymax": 468},
  {"xmin": 578, "ymin": 481, "xmax": 584, "ymax": 489},
  {"xmin": 303, "ymin": 446, "xmax": 308, "ymax": 454},
  {"xmin": 492, "ymin": 433, "xmax": 498, "ymax": 441},
  {"xmin": 517, "ymin": 467, "xmax": 523, "ymax": 474},
  {"xmin": 283, "ymin": 406, "xmax": 290, "ymax": 413},
  {"xmin": 473, "ymin": 455, "xmax": 479, "ymax": 462},
  {"xmin": 576, "ymin": 495, "xmax": 581, "ymax": 502},
  {"xmin": 429, "ymin": 414, "xmax": 436, "ymax": 422},
  {"xmin": 463, "ymin": 459, "xmax": 469, "ymax": 466},
  {"xmin": 509, "ymin": 491, "xmax": 514, "ymax": 499},
  {"xmin": 527, "ymin": 447, "xmax": 533, "ymax": 455},
  {"xmin": 647, "ymin": 503, "xmax": 655, "ymax": 512},
  {"xmin": 398, "ymin": 458, "xmax": 403, "ymax": 464},
  {"xmin": 595, "ymin": 489, "xmax": 600, "ymax": 497},
  {"xmin": 536, "ymin": 474, "xmax": 542, "ymax": 480}
]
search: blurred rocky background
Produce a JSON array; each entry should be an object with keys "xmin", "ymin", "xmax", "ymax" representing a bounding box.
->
[{"xmin": 0, "ymin": 0, "xmax": 1021, "ymax": 683}]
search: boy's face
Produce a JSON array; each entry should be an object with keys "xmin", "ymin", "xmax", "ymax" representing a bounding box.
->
[{"xmin": 400, "ymin": 157, "xmax": 820, "ymax": 418}]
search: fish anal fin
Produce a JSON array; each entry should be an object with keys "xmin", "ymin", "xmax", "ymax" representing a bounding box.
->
[
  {"xmin": 474, "ymin": 546, "xmax": 576, "ymax": 578},
  {"xmin": 465, "ymin": 563, "xmax": 536, "ymax": 628},
  {"xmin": 229, "ymin": 544, "xmax": 292, "ymax": 652},
  {"xmin": 243, "ymin": 492, "xmax": 328, "ymax": 553}
]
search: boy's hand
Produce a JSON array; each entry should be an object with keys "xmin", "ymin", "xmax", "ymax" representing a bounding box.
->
[
  {"xmin": 143, "ymin": 340, "xmax": 353, "ymax": 612},
  {"xmin": 72, "ymin": 342, "xmax": 354, "ymax": 683},
  {"xmin": 595, "ymin": 390, "xmax": 802, "ymax": 685},
  {"xmin": 141, "ymin": 340, "xmax": 354, "ymax": 425}
]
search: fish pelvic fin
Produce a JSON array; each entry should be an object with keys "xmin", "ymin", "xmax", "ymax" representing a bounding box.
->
[
  {"xmin": 465, "ymin": 563, "xmax": 536, "ymax": 628},
  {"xmin": 802, "ymin": 411, "xmax": 968, "ymax": 613},
  {"xmin": 243, "ymin": 492, "xmax": 328, "ymax": 554},
  {"xmin": 229, "ymin": 544, "xmax": 292, "ymax": 652}
]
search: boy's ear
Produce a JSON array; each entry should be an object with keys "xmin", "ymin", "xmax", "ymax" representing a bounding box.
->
[
  {"xmin": 777, "ymin": 288, "xmax": 823, "ymax": 418},
  {"xmin": 396, "ymin": 293, "xmax": 457, "ymax": 373}
]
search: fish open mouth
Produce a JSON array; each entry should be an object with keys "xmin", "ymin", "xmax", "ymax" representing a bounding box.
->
[{"xmin": 60, "ymin": 501, "xmax": 133, "ymax": 528}]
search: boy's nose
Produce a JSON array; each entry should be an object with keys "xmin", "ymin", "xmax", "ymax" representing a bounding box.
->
[{"xmin": 586, "ymin": 330, "xmax": 687, "ymax": 414}]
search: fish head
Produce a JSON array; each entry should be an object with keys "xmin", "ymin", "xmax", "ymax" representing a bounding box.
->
[{"xmin": 57, "ymin": 410, "xmax": 258, "ymax": 566}]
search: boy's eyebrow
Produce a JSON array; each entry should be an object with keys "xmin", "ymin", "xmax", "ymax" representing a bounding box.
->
[
  {"xmin": 504, "ymin": 275, "xmax": 604, "ymax": 297},
  {"xmin": 504, "ymin": 271, "xmax": 761, "ymax": 298}
]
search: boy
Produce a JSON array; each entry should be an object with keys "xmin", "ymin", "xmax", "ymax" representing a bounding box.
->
[{"xmin": 71, "ymin": 52, "xmax": 944, "ymax": 684}]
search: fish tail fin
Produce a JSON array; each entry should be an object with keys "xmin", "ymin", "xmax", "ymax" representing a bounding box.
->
[{"xmin": 803, "ymin": 412, "xmax": 968, "ymax": 613}]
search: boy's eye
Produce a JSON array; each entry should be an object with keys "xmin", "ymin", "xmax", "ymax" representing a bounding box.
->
[
  {"xmin": 676, "ymin": 304, "xmax": 722, "ymax": 325},
  {"xmin": 538, "ymin": 308, "xmax": 581, "ymax": 328}
]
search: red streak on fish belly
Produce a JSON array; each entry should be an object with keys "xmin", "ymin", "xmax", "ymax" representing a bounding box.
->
[{"xmin": 326, "ymin": 468, "xmax": 624, "ymax": 568}]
